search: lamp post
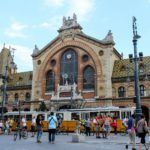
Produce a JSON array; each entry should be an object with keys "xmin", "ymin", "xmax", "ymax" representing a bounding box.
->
[{"xmin": 129, "ymin": 17, "xmax": 142, "ymax": 121}]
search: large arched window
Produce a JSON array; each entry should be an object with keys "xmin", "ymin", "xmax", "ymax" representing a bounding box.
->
[
  {"xmin": 83, "ymin": 66, "xmax": 95, "ymax": 90},
  {"xmin": 118, "ymin": 86, "xmax": 126, "ymax": 97},
  {"xmin": 140, "ymin": 85, "xmax": 145, "ymax": 96},
  {"xmin": 46, "ymin": 70, "xmax": 55, "ymax": 92},
  {"xmin": 60, "ymin": 49, "xmax": 78, "ymax": 85},
  {"xmin": 25, "ymin": 92, "xmax": 31, "ymax": 101},
  {"xmin": 5, "ymin": 93, "xmax": 8, "ymax": 104},
  {"xmin": 14, "ymin": 93, "xmax": 19, "ymax": 102}
]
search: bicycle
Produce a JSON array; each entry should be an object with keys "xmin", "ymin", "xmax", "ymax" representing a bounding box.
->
[{"xmin": 14, "ymin": 127, "xmax": 28, "ymax": 141}]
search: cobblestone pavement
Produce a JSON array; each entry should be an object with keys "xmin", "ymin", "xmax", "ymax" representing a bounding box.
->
[{"xmin": 0, "ymin": 133, "xmax": 149, "ymax": 150}]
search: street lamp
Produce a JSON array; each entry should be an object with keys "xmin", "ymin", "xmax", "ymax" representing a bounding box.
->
[{"xmin": 129, "ymin": 16, "xmax": 142, "ymax": 121}]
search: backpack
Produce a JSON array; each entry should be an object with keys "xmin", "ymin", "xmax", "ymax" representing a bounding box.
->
[{"xmin": 137, "ymin": 120, "xmax": 144, "ymax": 133}]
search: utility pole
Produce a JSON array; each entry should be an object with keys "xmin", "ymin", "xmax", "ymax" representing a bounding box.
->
[{"xmin": 129, "ymin": 17, "xmax": 142, "ymax": 121}]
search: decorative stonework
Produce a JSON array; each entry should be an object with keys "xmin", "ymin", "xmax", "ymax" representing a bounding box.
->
[{"xmin": 58, "ymin": 13, "xmax": 82, "ymax": 33}]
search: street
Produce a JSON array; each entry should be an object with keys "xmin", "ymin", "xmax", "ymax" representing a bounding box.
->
[{"xmin": 0, "ymin": 132, "xmax": 149, "ymax": 150}]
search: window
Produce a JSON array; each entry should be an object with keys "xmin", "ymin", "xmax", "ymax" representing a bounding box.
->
[
  {"xmin": 46, "ymin": 70, "xmax": 55, "ymax": 92},
  {"xmin": 5, "ymin": 93, "xmax": 8, "ymax": 104},
  {"xmin": 83, "ymin": 66, "xmax": 95, "ymax": 90},
  {"xmin": 118, "ymin": 86, "xmax": 126, "ymax": 97},
  {"xmin": 140, "ymin": 85, "xmax": 145, "ymax": 96},
  {"xmin": 25, "ymin": 93, "xmax": 30, "ymax": 101},
  {"xmin": 14, "ymin": 93, "xmax": 19, "ymax": 102},
  {"xmin": 60, "ymin": 49, "xmax": 78, "ymax": 85}
]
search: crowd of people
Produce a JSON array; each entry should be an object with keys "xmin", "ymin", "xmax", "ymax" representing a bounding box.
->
[
  {"xmin": 0, "ymin": 118, "xmax": 14, "ymax": 135},
  {"xmin": 77, "ymin": 113, "xmax": 149, "ymax": 150},
  {"xmin": 0, "ymin": 112, "xmax": 149, "ymax": 149}
]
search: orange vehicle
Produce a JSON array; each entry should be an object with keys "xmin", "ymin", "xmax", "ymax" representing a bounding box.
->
[{"xmin": 3, "ymin": 107, "xmax": 135, "ymax": 132}]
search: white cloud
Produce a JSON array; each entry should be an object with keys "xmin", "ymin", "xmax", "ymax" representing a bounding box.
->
[
  {"xmin": 0, "ymin": 44, "xmax": 32, "ymax": 72},
  {"xmin": 44, "ymin": 0, "xmax": 65, "ymax": 6},
  {"xmin": 67, "ymin": 0, "xmax": 95, "ymax": 22},
  {"xmin": 42, "ymin": 0, "xmax": 95, "ymax": 22},
  {"xmin": 40, "ymin": 16, "xmax": 61, "ymax": 30},
  {"xmin": 5, "ymin": 21, "xmax": 28, "ymax": 38}
]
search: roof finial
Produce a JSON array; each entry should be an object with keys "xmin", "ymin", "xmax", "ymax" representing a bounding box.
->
[{"xmin": 3, "ymin": 43, "xmax": 5, "ymax": 48}]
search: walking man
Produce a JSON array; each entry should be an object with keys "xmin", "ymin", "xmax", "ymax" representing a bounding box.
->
[{"xmin": 48, "ymin": 112, "xmax": 58, "ymax": 144}]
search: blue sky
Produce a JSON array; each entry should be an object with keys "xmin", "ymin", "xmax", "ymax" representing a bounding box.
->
[{"xmin": 0, "ymin": 0, "xmax": 150, "ymax": 72}]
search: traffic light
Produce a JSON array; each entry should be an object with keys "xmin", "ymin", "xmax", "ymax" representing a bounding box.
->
[
  {"xmin": 139, "ymin": 52, "xmax": 143, "ymax": 61},
  {"xmin": 129, "ymin": 54, "xmax": 133, "ymax": 63}
]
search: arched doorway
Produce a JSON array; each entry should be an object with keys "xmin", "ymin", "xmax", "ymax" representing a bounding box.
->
[
  {"xmin": 141, "ymin": 105, "xmax": 149, "ymax": 123},
  {"xmin": 59, "ymin": 105, "xmax": 71, "ymax": 110}
]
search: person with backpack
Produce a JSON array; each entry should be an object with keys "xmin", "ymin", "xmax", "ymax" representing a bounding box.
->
[
  {"xmin": 48, "ymin": 112, "xmax": 58, "ymax": 144},
  {"xmin": 137, "ymin": 114, "xmax": 148, "ymax": 150}
]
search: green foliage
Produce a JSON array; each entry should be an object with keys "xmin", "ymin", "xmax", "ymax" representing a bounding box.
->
[{"xmin": 38, "ymin": 101, "xmax": 47, "ymax": 112}]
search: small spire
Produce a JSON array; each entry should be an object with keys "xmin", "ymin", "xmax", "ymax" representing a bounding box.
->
[
  {"xmin": 3, "ymin": 43, "xmax": 5, "ymax": 48},
  {"xmin": 33, "ymin": 44, "xmax": 39, "ymax": 54},
  {"xmin": 102, "ymin": 30, "xmax": 115, "ymax": 44}
]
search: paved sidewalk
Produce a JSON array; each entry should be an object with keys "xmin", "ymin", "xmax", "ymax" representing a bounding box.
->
[{"xmin": 0, "ymin": 133, "xmax": 149, "ymax": 150}]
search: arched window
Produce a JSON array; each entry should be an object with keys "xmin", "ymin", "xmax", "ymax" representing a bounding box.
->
[
  {"xmin": 46, "ymin": 70, "xmax": 55, "ymax": 92},
  {"xmin": 14, "ymin": 93, "xmax": 19, "ymax": 102},
  {"xmin": 118, "ymin": 86, "xmax": 126, "ymax": 97},
  {"xmin": 25, "ymin": 92, "xmax": 30, "ymax": 101},
  {"xmin": 83, "ymin": 66, "xmax": 95, "ymax": 90},
  {"xmin": 140, "ymin": 85, "xmax": 145, "ymax": 96},
  {"xmin": 60, "ymin": 49, "xmax": 78, "ymax": 85},
  {"xmin": 5, "ymin": 93, "xmax": 8, "ymax": 104}
]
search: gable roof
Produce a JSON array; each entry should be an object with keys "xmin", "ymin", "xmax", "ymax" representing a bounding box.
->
[
  {"xmin": 8, "ymin": 71, "xmax": 33, "ymax": 87},
  {"xmin": 112, "ymin": 56, "xmax": 150, "ymax": 79}
]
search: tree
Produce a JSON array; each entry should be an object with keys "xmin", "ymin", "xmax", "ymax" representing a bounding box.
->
[{"xmin": 38, "ymin": 101, "xmax": 47, "ymax": 112}]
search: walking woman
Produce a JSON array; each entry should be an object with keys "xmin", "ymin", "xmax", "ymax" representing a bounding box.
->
[
  {"xmin": 137, "ymin": 114, "xmax": 148, "ymax": 150},
  {"xmin": 36, "ymin": 115, "xmax": 43, "ymax": 143}
]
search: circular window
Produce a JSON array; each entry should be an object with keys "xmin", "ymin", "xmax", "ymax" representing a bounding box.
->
[
  {"xmin": 37, "ymin": 60, "xmax": 41, "ymax": 65},
  {"xmin": 82, "ymin": 54, "xmax": 89, "ymax": 62},
  {"xmin": 50, "ymin": 59, "xmax": 56, "ymax": 66},
  {"xmin": 99, "ymin": 50, "xmax": 104, "ymax": 56}
]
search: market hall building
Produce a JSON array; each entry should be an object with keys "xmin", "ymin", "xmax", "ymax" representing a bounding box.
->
[{"xmin": 0, "ymin": 14, "xmax": 150, "ymax": 121}]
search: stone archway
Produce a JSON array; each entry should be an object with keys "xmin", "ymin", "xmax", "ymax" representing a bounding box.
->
[
  {"xmin": 59, "ymin": 105, "xmax": 71, "ymax": 110},
  {"xmin": 141, "ymin": 105, "xmax": 149, "ymax": 123}
]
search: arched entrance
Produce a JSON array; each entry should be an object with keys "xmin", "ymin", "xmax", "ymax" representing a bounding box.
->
[
  {"xmin": 59, "ymin": 105, "xmax": 71, "ymax": 110},
  {"xmin": 142, "ymin": 105, "xmax": 149, "ymax": 123}
]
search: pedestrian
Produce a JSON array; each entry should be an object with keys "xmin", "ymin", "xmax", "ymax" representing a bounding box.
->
[
  {"xmin": 93, "ymin": 114, "xmax": 100, "ymax": 138},
  {"xmin": 0, "ymin": 120, "xmax": 3, "ymax": 134},
  {"xmin": 21, "ymin": 115, "xmax": 27, "ymax": 131},
  {"xmin": 102, "ymin": 115, "xmax": 110, "ymax": 139},
  {"xmin": 111, "ymin": 116, "xmax": 117, "ymax": 135},
  {"xmin": 137, "ymin": 114, "xmax": 148, "ymax": 150},
  {"xmin": 31, "ymin": 116, "xmax": 36, "ymax": 137},
  {"xmin": 127, "ymin": 114, "xmax": 136, "ymax": 150},
  {"xmin": 48, "ymin": 112, "xmax": 58, "ymax": 144},
  {"xmin": 36, "ymin": 115, "xmax": 43, "ymax": 143},
  {"xmin": 85, "ymin": 118, "xmax": 91, "ymax": 136}
]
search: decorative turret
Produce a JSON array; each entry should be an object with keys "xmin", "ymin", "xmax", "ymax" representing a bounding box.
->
[
  {"xmin": 102, "ymin": 30, "xmax": 115, "ymax": 45},
  {"xmin": 32, "ymin": 44, "xmax": 39, "ymax": 55},
  {"xmin": 58, "ymin": 13, "xmax": 82, "ymax": 33}
]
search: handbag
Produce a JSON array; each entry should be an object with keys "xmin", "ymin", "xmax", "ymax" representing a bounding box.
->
[{"xmin": 143, "ymin": 126, "xmax": 148, "ymax": 133}]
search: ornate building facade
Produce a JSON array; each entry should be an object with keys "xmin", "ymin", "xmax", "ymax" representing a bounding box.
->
[{"xmin": 0, "ymin": 14, "xmax": 150, "ymax": 120}]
